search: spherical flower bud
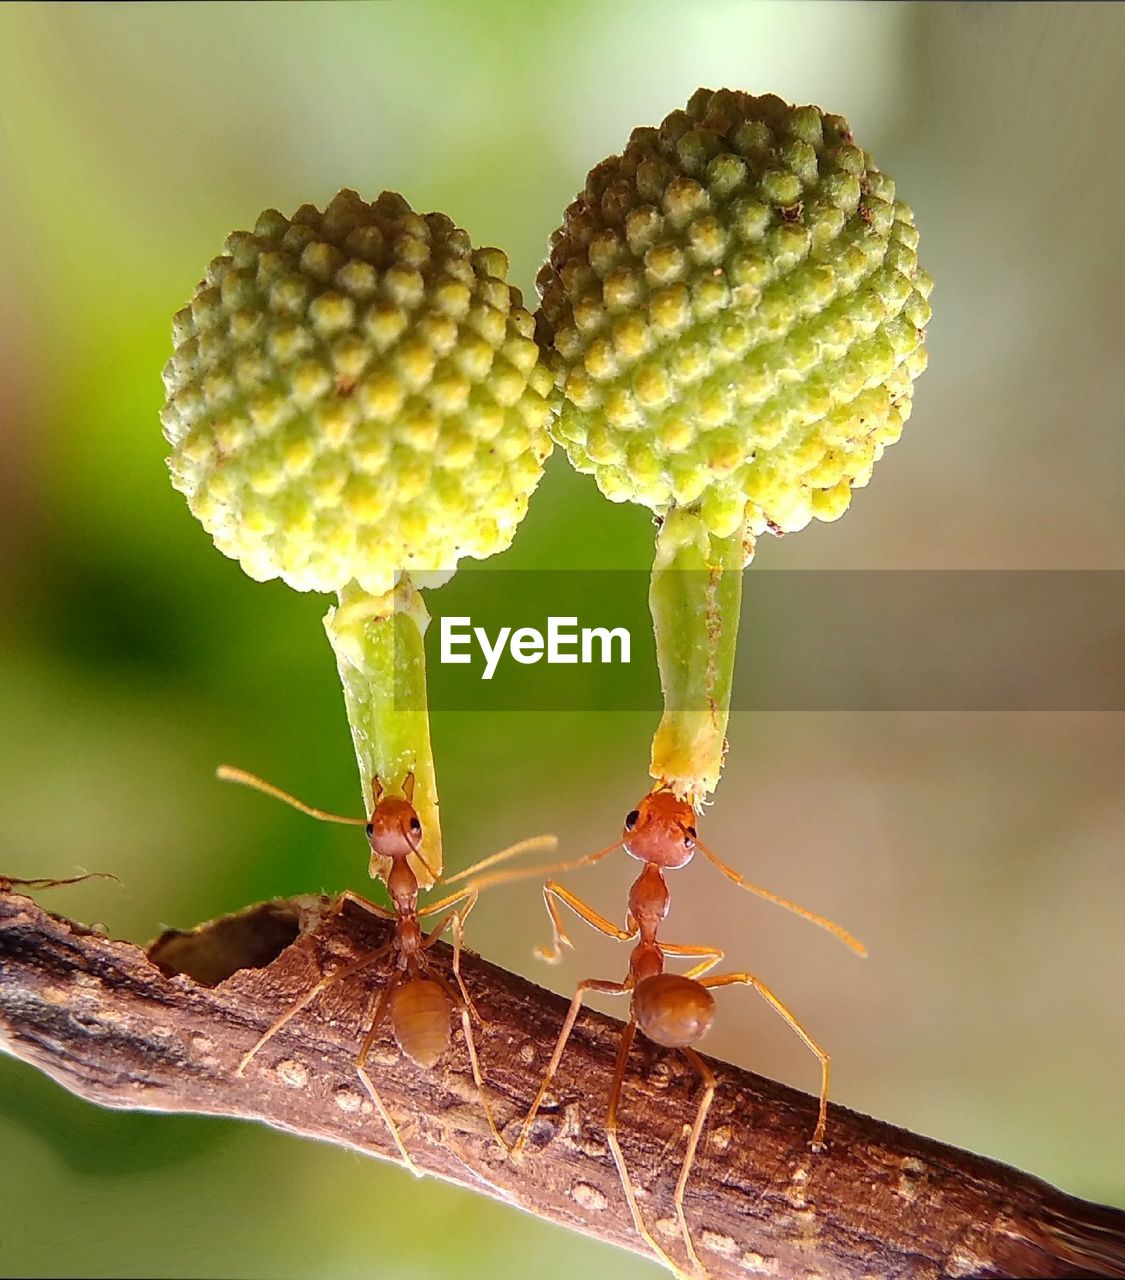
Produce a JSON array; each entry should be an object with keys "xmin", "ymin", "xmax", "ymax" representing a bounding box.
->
[
  {"xmin": 163, "ymin": 189, "xmax": 554, "ymax": 597},
  {"xmin": 537, "ymin": 88, "xmax": 931, "ymax": 541}
]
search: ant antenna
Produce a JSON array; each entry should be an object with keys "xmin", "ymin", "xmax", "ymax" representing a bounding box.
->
[
  {"xmin": 695, "ymin": 838, "xmax": 868, "ymax": 957},
  {"xmin": 439, "ymin": 834, "xmax": 623, "ymax": 890},
  {"xmin": 439, "ymin": 835, "xmax": 559, "ymax": 886},
  {"xmin": 411, "ymin": 845, "xmax": 441, "ymax": 884},
  {"xmin": 216, "ymin": 766, "xmax": 367, "ymax": 827}
]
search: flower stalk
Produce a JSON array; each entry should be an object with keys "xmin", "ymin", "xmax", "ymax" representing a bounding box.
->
[
  {"xmin": 324, "ymin": 576, "xmax": 441, "ymax": 882},
  {"xmin": 648, "ymin": 508, "xmax": 748, "ymax": 800}
]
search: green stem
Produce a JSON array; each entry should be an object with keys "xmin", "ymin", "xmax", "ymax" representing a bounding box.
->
[
  {"xmin": 648, "ymin": 508, "xmax": 750, "ymax": 801},
  {"xmin": 323, "ymin": 575, "xmax": 441, "ymax": 885}
]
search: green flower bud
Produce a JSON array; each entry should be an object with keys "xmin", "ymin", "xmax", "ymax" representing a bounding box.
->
[
  {"xmin": 537, "ymin": 88, "xmax": 931, "ymax": 542},
  {"xmin": 163, "ymin": 189, "xmax": 553, "ymax": 598}
]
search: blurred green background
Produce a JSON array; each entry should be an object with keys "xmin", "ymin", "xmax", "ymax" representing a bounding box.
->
[{"xmin": 2, "ymin": 2, "xmax": 1123, "ymax": 1276}]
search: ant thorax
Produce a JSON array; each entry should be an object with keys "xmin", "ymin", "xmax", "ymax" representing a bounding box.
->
[
  {"xmin": 628, "ymin": 863, "xmax": 670, "ymax": 937},
  {"xmin": 621, "ymin": 790, "xmax": 698, "ymax": 870},
  {"xmin": 384, "ymin": 856, "xmax": 419, "ymax": 915}
]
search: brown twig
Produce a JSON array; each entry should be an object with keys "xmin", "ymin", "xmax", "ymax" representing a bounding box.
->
[{"xmin": 1, "ymin": 885, "xmax": 1122, "ymax": 1280}]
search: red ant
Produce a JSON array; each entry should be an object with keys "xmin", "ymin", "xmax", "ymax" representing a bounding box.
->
[
  {"xmin": 514, "ymin": 785, "xmax": 866, "ymax": 1277},
  {"xmin": 219, "ymin": 764, "xmax": 568, "ymax": 1175}
]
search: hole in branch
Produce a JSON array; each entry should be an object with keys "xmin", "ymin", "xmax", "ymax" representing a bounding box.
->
[{"xmin": 148, "ymin": 901, "xmax": 301, "ymax": 986}]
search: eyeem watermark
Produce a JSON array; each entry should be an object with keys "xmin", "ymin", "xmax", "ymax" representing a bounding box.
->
[
  {"xmin": 440, "ymin": 615, "xmax": 631, "ymax": 680},
  {"xmin": 389, "ymin": 570, "xmax": 1125, "ymax": 710}
]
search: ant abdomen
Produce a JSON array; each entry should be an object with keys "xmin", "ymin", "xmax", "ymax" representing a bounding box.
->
[
  {"xmin": 633, "ymin": 973, "xmax": 716, "ymax": 1048},
  {"xmin": 392, "ymin": 978, "xmax": 452, "ymax": 1068}
]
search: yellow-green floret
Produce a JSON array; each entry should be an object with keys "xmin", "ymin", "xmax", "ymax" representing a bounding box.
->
[
  {"xmin": 537, "ymin": 88, "xmax": 932, "ymax": 541},
  {"xmin": 162, "ymin": 189, "xmax": 554, "ymax": 597}
]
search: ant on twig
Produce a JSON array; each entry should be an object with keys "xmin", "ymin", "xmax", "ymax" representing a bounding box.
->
[
  {"xmin": 515, "ymin": 785, "xmax": 867, "ymax": 1278},
  {"xmin": 218, "ymin": 764, "xmax": 580, "ymax": 1175}
]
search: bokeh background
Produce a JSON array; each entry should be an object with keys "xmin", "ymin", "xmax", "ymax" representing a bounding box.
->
[{"xmin": 2, "ymin": 3, "xmax": 1123, "ymax": 1276}]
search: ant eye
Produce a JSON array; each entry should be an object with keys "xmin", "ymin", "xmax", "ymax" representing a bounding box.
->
[
  {"xmin": 683, "ymin": 826, "xmax": 696, "ymax": 848},
  {"xmin": 625, "ymin": 809, "xmax": 640, "ymax": 831},
  {"xmin": 409, "ymin": 817, "xmax": 422, "ymax": 834},
  {"xmin": 364, "ymin": 822, "xmax": 374, "ymax": 838}
]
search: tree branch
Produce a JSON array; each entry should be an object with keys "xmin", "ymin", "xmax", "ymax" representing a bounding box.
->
[{"xmin": 1, "ymin": 885, "xmax": 1122, "ymax": 1280}]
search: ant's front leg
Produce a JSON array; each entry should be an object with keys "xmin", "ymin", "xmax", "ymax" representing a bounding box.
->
[
  {"xmin": 337, "ymin": 887, "xmax": 396, "ymax": 922},
  {"xmin": 536, "ymin": 882, "xmax": 638, "ymax": 964}
]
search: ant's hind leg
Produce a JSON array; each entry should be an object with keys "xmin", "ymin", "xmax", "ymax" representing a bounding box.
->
[
  {"xmin": 427, "ymin": 964, "xmax": 508, "ymax": 1157},
  {"xmin": 605, "ymin": 1021, "xmax": 698, "ymax": 1280},
  {"xmin": 414, "ymin": 896, "xmax": 488, "ymax": 1027},
  {"xmin": 444, "ymin": 894, "xmax": 489, "ymax": 1027},
  {"xmin": 236, "ymin": 938, "xmax": 395, "ymax": 1077},
  {"xmin": 355, "ymin": 975, "xmax": 421, "ymax": 1177},
  {"xmin": 513, "ymin": 977, "xmax": 630, "ymax": 1158},
  {"xmin": 675, "ymin": 1047, "xmax": 717, "ymax": 1277},
  {"xmin": 703, "ymin": 971, "xmax": 830, "ymax": 1149}
]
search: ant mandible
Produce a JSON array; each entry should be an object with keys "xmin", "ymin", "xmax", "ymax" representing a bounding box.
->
[{"xmin": 515, "ymin": 785, "xmax": 866, "ymax": 1278}]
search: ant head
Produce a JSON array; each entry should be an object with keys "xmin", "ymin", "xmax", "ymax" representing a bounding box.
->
[
  {"xmin": 365, "ymin": 773, "xmax": 422, "ymax": 863},
  {"xmin": 622, "ymin": 788, "xmax": 698, "ymax": 869}
]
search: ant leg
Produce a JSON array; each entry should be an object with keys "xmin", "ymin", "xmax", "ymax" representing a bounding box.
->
[
  {"xmin": 513, "ymin": 977, "xmax": 630, "ymax": 1157},
  {"xmin": 417, "ymin": 884, "xmax": 474, "ymax": 919},
  {"xmin": 236, "ymin": 940, "xmax": 395, "ymax": 1077},
  {"xmin": 414, "ymin": 892, "xmax": 491, "ymax": 1028},
  {"xmin": 337, "ymin": 888, "xmax": 396, "ymax": 922},
  {"xmin": 605, "ymin": 1020, "xmax": 696, "ymax": 1280},
  {"xmin": 702, "ymin": 972, "xmax": 831, "ymax": 1149},
  {"xmin": 416, "ymin": 896, "xmax": 487, "ymax": 1028},
  {"xmin": 445, "ymin": 893, "xmax": 487, "ymax": 1027},
  {"xmin": 675, "ymin": 1047, "xmax": 717, "ymax": 1277},
  {"xmin": 418, "ymin": 895, "xmax": 507, "ymax": 1154},
  {"xmin": 660, "ymin": 942, "xmax": 725, "ymax": 981},
  {"xmin": 536, "ymin": 882, "xmax": 638, "ymax": 964},
  {"xmin": 417, "ymin": 905, "xmax": 462, "ymax": 941},
  {"xmin": 444, "ymin": 896, "xmax": 503, "ymax": 1143},
  {"xmin": 426, "ymin": 962, "xmax": 508, "ymax": 1157},
  {"xmin": 355, "ymin": 974, "xmax": 420, "ymax": 1177}
]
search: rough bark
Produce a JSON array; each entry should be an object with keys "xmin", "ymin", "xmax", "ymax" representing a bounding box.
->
[{"xmin": 1, "ymin": 884, "xmax": 1122, "ymax": 1280}]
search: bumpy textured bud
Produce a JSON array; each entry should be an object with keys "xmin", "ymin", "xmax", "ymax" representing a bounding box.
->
[
  {"xmin": 162, "ymin": 189, "xmax": 554, "ymax": 597},
  {"xmin": 538, "ymin": 88, "xmax": 932, "ymax": 540}
]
